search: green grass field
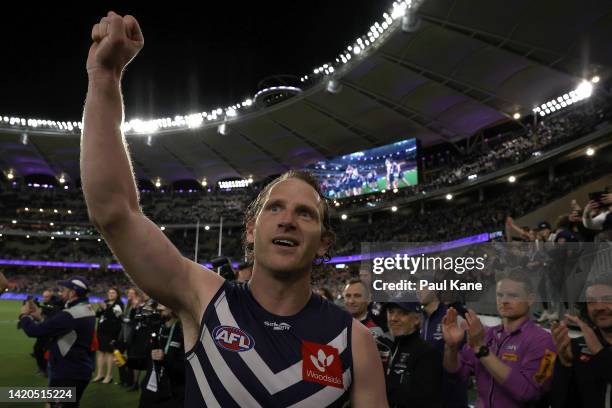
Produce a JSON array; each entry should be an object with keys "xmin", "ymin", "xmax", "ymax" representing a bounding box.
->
[{"xmin": 0, "ymin": 300, "xmax": 140, "ymax": 407}]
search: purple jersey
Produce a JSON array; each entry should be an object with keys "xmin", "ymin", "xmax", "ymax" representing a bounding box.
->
[{"xmin": 451, "ymin": 319, "xmax": 556, "ymax": 408}]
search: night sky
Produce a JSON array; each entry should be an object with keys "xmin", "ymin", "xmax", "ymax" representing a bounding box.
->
[{"xmin": 0, "ymin": 1, "xmax": 387, "ymax": 122}]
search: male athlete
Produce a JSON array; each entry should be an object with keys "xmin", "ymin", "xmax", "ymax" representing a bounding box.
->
[{"xmin": 81, "ymin": 12, "xmax": 386, "ymax": 407}]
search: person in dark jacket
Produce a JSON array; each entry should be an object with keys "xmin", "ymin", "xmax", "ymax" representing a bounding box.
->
[
  {"xmin": 93, "ymin": 287, "xmax": 123, "ymax": 384},
  {"xmin": 417, "ymin": 288, "xmax": 469, "ymax": 408},
  {"xmin": 383, "ymin": 302, "xmax": 442, "ymax": 408},
  {"xmin": 19, "ymin": 276, "xmax": 96, "ymax": 407},
  {"xmin": 550, "ymin": 279, "xmax": 612, "ymax": 408},
  {"xmin": 138, "ymin": 304, "xmax": 185, "ymax": 408}
]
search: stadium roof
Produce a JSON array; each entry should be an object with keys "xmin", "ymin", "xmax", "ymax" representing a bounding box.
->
[{"xmin": 1, "ymin": 0, "xmax": 611, "ymax": 185}]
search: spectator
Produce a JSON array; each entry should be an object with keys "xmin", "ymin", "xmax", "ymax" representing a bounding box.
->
[
  {"xmin": 417, "ymin": 287, "xmax": 469, "ymax": 408},
  {"xmin": 550, "ymin": 278, "xmax": 612, "ymax": 408},
  {"xmin": 383, "ymin": 302, "xmax": 442, "ymax": 408},
  {"xmin": 18, "ymin": 276, "xmax": 96, "ymax": 407},
  {"xmin": 117, "ymin": 287, "xmax": 138, "ymax": 387},
  {"xmin": 442, "ymin": 269, "xmax": 557, "ymax": 408},
  {"xmin": 93, "ymin": 287, "xmax": 123, "ymax": 384},
  {"xmin": 343, "ymin": 278, "xmax": 383, "ymax": 336},
  {"xmin": 138, "ymin": 304, "xmax": 185, "ymax": 408}
]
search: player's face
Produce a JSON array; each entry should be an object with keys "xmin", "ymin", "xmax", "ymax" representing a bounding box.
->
[
  {"xmin": 387, "ymin": 307, "xmax": 420, "ymax": 337},
  {"xmin": 343, "ymin": 283, "xmax": 368, "ymax": 318},
  {"xmin": 248, "ymin": 179, "xmax": 329, "ymax": 280},
  {"xmin": 496, "ymin": 279, "xmax": 532, "ymax": 319},
  {"xmin": 586, "ymin": 284, "xmax": 612, "ymax": 330}
]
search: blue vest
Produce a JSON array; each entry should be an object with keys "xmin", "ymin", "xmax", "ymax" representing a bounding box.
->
[{"xmin": 184, "ymin": 281, "xmax": 353, "ymax": 407}]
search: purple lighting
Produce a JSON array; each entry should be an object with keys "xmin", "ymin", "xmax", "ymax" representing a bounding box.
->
[
  {"xmin": 327, "ymin": 232, "xmax": 494, "ymax": 264},
  {"xmin": 0, "ymin": 259, "xmax": 100, "ymax": 269}
]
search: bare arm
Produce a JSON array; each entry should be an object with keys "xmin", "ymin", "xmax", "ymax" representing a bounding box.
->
[
  {"xmin": 0, "ymin": 271, "xmax": 8, "ymax": 293},
  {"xmin": 350, "ymin": 321, "xmax": 388, "ymax": 408},
  {"xmin": 81, "ymin": 12, "xmax": 223, "ymax": 320}
]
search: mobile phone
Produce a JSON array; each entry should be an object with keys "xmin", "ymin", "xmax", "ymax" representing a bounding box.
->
[{"xmin": 588, "ymin": 191, "xmax": 606, "ymax": 203}]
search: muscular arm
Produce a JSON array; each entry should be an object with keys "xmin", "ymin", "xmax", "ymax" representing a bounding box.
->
[
  {"xmin": 350, "ymin": 320, "xmax": 388, "ymax": 408},
  {"xmin": 0, "ymin": 272, "xmax": 8, "ymax": 293},
  {"xmin": 81, "ymin": 12, "xmax": 223, "ymax": 321}
]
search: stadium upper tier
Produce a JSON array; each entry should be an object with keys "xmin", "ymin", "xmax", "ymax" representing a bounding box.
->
[{"xmin": 2, "ymin": 0, "xmax": 612, "ymax": 186}]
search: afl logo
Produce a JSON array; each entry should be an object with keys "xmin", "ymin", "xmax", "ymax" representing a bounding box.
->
[{"xmin": 213, "ymin": 325, "xmax": 255, "ymax": 352}]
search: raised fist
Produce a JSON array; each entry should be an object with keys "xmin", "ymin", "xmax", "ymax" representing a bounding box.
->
[{"xmin": 87, "ymin": 11, "xmax": 144, "ymax": 76}]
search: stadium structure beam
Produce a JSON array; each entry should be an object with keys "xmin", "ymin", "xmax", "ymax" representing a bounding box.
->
[
  {"xmin": 265, "ymin": 117, "xmax": 334, "ymax": 159},
  {"xmin": 418, "ymin": 13, "xmax": 574, "ymax": 76},
  {"xmin": 197, "ymin": 136, "xmax": 245, "ymax": 178},
  {"xmin": 233, "ymin": 129, "xmax": 291, "ymax": 171},
  {"xmin": 301, "ymin": 100, "xmax": 380, "ymax": 147},
  {"xmin": 341, "ymin": 79, "xmax": 464, "ymax": 146},
  {"xmin": 158, "ymin": 142, "xmax": 198, "ymax": 181},
  {"xmin": 27, "ymin": 135, "xmax": 65, "ymax": 178},
  {"xmin": 379, "ymin": 52, "xmax": 516, "ymax": 111}
]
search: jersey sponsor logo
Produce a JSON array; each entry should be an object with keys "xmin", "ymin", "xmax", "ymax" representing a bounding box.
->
[
  {"xmin": 264, "ymin": 321, "xmax": 291, "ymax": 331},
  {"xmin": 212, "ymin": 325, "xmax": 255, "ymax": 352},
  {"xmin": 302, "ymin": 340, "xmax": 343, "ymax": 389},
  {"xmin": 534, "ymin": 349, "xmax": 556, "ymax": 384}
]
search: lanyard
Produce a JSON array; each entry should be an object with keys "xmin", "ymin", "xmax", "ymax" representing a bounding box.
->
[{"xmin": 162, "ymin": 322, "xmax": 177, "ymax": 354}]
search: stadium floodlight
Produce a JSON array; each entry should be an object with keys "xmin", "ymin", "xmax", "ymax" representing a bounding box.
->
[
  {"xmin": 205, "ymin": 225, "xmax": 210, "ymax": 231},
  {"xmin": 218, "ymin": 123, "xmax": 228, "ymax": 135},
  {"xmin": 392, "ymin": 1, "xmax": 407, "ymax": 19},
  {"xmin": 67, "ymin": 210, "xmax": 72, "ymax": 214},
  {"xmin": 513, "ymin": 112, "xmax": 521, "ymax": 120},
  {"xmin": 201, "ymin": 178, "xmax": 207, "ymax": 187},
  {"xmin": 393, "ymin": 188, "xmax": 399, "ymax": 193},
  {"xmin": 154, "ymin": 178, "xmax": 162, "ymax": 188},
  {"xmin": 575, "ymin": 80, "xmax": 593, "ymax": 99},
  {"xmin": 58, "ymin": 174, "xmax": 66, "ymax": 184},
  {"xmin": 468, "ymin": 174, "xmax": 477, "ymax": 180},
  {"xmin": 391, "ymin": 206, "xmax": 398, "ymax": 212},
  {"xmin": 341, "ymin": 214, "xmax": 348, "ymax": 220},
  {"xmin": 50, "ymin": 236, "xmax": 54, "ymax": 240},
  {"xmin": 508, "ymin": 175, "xmax": 517, "ymax": 183},
  {"xmin": 160, "ymin": 226, "xmax": 166, "ymax": 231},
  {"xmin": 591, "ymin": 75, "xmax": 600, "ymax": 83},
  {"xmin": 98, "ymin": 238, "xmax": 102, "ymax": 242},
  {"xmin": 326, "ymin": 79, "xmax": 343, "ymax": 94},
  {"xmin": 11, "ymin": 220, "xmax": 17, "ymax": 224},
  {"xmin": 586, "ymin": 147, "xmax": 595, "ymax": 156},
  {"xmin": 445, "ymin": 193, "xmax": 453, "ymax": 200},
  {"xmin": 353, "ymin": 46, "xmax": 361, "ymax": 55},
  {"xmin": 50, "ymin": 222, "xmax": 54, "ymax": 226},
  {"xmin": 21, "ymin": 133, "xmax": 28, "ymax": 145},
  {"xmin": 7, "ymin": 171, "xmax": 14, "ymax": 180},
  {"xmin": 25, "ymin": 207, "xmax": 29, "ymax": 211}
]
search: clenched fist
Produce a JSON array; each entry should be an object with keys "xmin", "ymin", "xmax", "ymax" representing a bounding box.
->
[{"xmin": 87, "ymin": 11, "xmax": 144, "ymax": 77}]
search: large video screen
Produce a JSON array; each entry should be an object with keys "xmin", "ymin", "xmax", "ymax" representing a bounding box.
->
[{"xmin": 307, "ymin": 138, "xmax": 418, "ymax": 199}]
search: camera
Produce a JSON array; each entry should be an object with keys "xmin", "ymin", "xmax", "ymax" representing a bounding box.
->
[{"xmin": 133, "ymin": 299, "xmax": 163, "ymax": 331}]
